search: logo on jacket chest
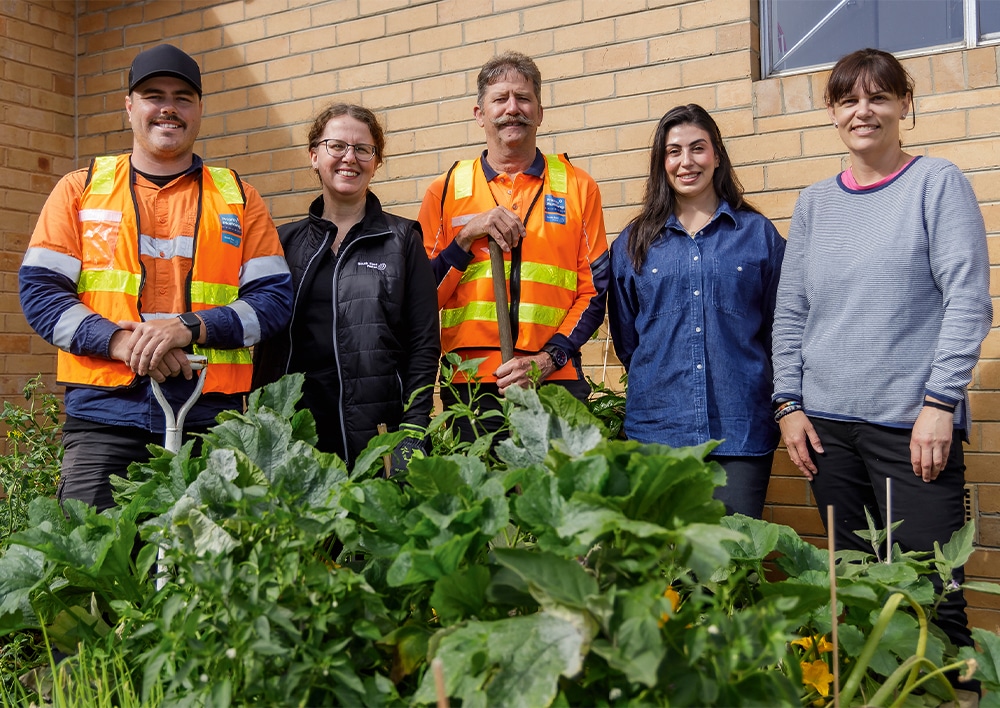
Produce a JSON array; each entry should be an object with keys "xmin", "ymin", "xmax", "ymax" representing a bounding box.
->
[
  {"xmin": 357, "ymin": 261, "xmax": 387, "ymax": 271},
  {"xmin": 220, "ymin": 213, "xmax": 242, "ymax": 247},
  {"xmin": 544, "ymin": 195, "xmax": 566, "ymax": 225}
]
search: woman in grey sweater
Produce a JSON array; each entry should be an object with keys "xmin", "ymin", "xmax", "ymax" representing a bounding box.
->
[{"xmin": 771, "ymin": 48, "xmax": 991, "ymax": 693}]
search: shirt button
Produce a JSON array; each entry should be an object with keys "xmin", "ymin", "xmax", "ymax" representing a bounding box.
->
[
  {"xmin": 695, "ymin": 327, "xmax": 702, "ymax": 333},
  {"xmin": 693, "ymin": 256, "xmax": 699, "ymax": 261},
  {"xmin": 694, "ymin": 290, "xmax": 700, "ymax": 296},
  {"xmin": 737, "ymin": 266, "xmax": 743, "ymax": 272},
  {"xmin": 651, "ymin": 268, "xmax": 658, "ymax": 274},
  {"xmin": 696, "ymin": 364, "xmax": 703, "ymax": 370},
  {"xmin": 507, "ymin": 190, "xmax": 512, "ymax": 195}
]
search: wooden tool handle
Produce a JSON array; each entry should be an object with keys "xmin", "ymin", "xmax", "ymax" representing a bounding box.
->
[{"xmin": 488, "ymin": 240, "xmax": 514, "ymax": 363}]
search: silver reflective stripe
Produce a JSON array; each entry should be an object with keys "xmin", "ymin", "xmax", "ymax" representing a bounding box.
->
[
  {"xmin": 139, "ymin": 234, "xmax": 194, "ymax": 260},
  {"xmin": 52, "ymin": 303, "xmax": 95, "ymax": 349},
  {"xmin": 22, "ymin": 247, "xmax": 82, "ymax": 283},
  {"xmin": 141, "ymin": 312, "xmax": 178, "ymax": 320},
  {"xmin": 239, "ymin": 254, "xmax": 290, "ymax": 285},
  {"xmin": 78, "ymin": 209, "xmax": 122, "ymax": 223},
  {"xmin": 227, "ymin": 299, "xmax": 261, "ymax": 346}
]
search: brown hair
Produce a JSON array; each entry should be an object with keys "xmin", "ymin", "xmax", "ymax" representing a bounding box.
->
[
  {"xmin": 625, "ymin": 104, "xmax": 759, "ymax": 270},
  {"xmin": 307, "ymin": 103, "xmax": 386, "ymax": 168},
  {"xmin": 476, "ymin": 51, "xmax": 542, "ymax": 106},
  {"xmin": 825, "ymin": 48, "xmax": 914, "ymax": 108}
]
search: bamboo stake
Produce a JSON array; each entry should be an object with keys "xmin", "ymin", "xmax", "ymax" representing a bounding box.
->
[
  {"xmin": 827, "ymin": 504, "xmax": 840, "ymax": 708},
  {"xmin": 488, "ymin": 240, "xmax": 514, "ymax": 363},
  {"xmin": 433, "ymin": 657, "xmax": 449, "ymax": 708},
  {"xmin": 885, "ymin": 477, "xmax": 893, "ymax": 564},
  {"xmin": 377, "ymin": 423, "xmax": 391, "ymax": 477}
]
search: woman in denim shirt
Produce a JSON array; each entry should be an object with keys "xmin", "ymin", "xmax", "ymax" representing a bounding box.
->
[{"xmin": 608, "ymin": 104, "xmax": 785, "ymax": 517}]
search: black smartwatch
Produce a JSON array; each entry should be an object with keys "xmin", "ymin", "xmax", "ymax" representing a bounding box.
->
[
  {"xmin": 542, "ymin": 344, "xmax": 568, "ymax": 369},
  {"xmin": 177, "ymin": 312, "xmax": 201, "ymax": 345}
]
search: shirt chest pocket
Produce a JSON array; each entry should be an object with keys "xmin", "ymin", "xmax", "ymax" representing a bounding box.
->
[
  {"xmin": 711, "ymin": 259, "xmax": 760, "ymax": 318},
  {"xmin": 638, "ymin": 258, "xmax": 685, "ymax": 317}
]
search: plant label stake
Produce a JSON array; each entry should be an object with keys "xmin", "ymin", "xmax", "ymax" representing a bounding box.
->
[
  {"xmin": 885, "ymin": 477, "xmax": 893, "ymax": 564},
  {"xmin": 827, "ymin": 504, "xmax": 840, "ymax": 708},
  {"xmin": 377, "ymin": 423, "xmax": 392, "ymax": 477},
  {"xmin": 150, "ymin": 355, "xmax": 208, "ymax": 591},
  {"xmin": 488, "ymin": 240, "xmax": 514, "ymax": 363},
  {"xmin": 432, "ymin": 657, "xmax": 449, "ymax": 708}
]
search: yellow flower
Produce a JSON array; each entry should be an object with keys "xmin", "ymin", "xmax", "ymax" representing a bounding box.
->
[
  {"xmin": 791, "ymin": 635, "xmax": 834, "ymax": 654},
  {"xmin": 658, "ymin": 587, "xmax": 682, "ymax": 627},
  {"xmin": 800, "ymin": 659, "xmax": 834, "ymax": 698}
]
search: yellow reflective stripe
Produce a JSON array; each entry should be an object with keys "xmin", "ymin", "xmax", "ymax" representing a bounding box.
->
[
  {"xmin": 206, "ymin": 166, "xmax": 242, "ymax": 205},
  {"xmin": 521, "ymin": 262, "xmax": 577, "ymax": 290},
  {"xmin": 546, "ymin": 154, "xmax": 567, "ymax": 193},
  {"xmin": 453, "ymin": 160, "xmax": 475, "ymax": 200},
  {"xmin": 441, "ymin": 301, "xmax": 497, "ymax": 328},
  {"xmin": 460, "ymin": 260, "xmax": 509, "ymax": 284},
  {"xmin": 193, "ymin": 345, "xmax": 252, "ymax": 365},
  {"xmin": 519, "ymin": 302, "xmax": 567, "ymax": 327},
  {"xmin": 459, "ymin": 260, "xmax": 576, "ymax": 291},
  {"xmin": 77, "ymin": 269, "xmax": 141, "ymax": 296},
  {"xmin": 90, "ymin": 156, "xmax": 116, "ymax": 195},
  {"xmin": 191, "ymin": 280, "xmax": 239, "ymax": 307}
]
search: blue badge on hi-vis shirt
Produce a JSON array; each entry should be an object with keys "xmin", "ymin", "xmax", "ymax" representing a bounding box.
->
[
  {"xmin": 220, "ymin": 214, "xmax": 242, "ymax": 247},
  {"xmin": 544, "ymin": 195, "xmax": 567, "ymax": 224}
]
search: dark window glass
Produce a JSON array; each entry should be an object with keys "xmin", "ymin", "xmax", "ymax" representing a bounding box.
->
[{"xmin": 765, "ymin": 0, "xmax": 964, "ymax": 75}]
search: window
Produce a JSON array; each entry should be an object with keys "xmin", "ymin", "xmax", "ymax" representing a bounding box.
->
[{"xmin": 761, "ymin": 0, "xmax": 1000, "ymax": 77}]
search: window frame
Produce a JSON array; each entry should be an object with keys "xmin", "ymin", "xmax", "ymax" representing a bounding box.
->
[{"xmin": 760, "ymin": 0, "xmax": 1000, "ymax": 78}]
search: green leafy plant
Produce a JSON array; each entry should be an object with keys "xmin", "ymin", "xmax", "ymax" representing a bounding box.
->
[{"xmin": 1, "ymin": 373, "xmax": 999, "ymax": 707}]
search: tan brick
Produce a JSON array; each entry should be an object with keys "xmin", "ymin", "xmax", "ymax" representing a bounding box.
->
[
  {"xmin": 245, "ymin": 35, "xmax": 289, "ymax": 65},
  {"xmin": 967, "ymin": 46, "xmax": 998, "ymax": 89},
  {"xmin": 438, "ymin": 0, "xmax": 492, "ymax": 24},
  {"xmin": 386, "ymin": 3, "xmax": 438, "ymax": 35},
  {"xmin": 613, "ymin": 6, "xmax": 678, "ymax": 42},
  {"xmin": 753, "ymin": 77, "xmax": 782, "ymax": 117},
  {"xmin": 265, "ymin": 54, "xmax": 312, "ymax": 83},
  {"xmin": 711, "ymin": 108, "xmax": 754, "ymax": 139},
  {"xmin": 584, "ymin": 0, "xmax": 647, "ymax": 20},
  {"xmin": 919, "ymin": 86, "xmax": 1000, "ymax": 114},
  {"xmin": 648, "ymin": 27, "xmax": 717, "ymax": 63},
  {"xmin": 717, "ymin": 22, "xmax": 751, "ymax": 53},
  {"xmin": 680, "ymin": 0, "xmax": 749, "ymax": 29},
  {"xmin": 764, "ymin": 157, "xmax": 847, "ymax": 191},
  {"xmin": 781, "ymin": 73, "xmax": 814, "ymax": 114},
  {"xmin": 930, "ymin": 50, "xmax": 967, "ymax": 93},
  {"xmin": 464, "ymin": 11, "xmax": 521, "ymax": 44},
  {"xmin": 801, "ymin": 127, "xmax": 845, "ymax": 158},
  {"xmin": 107, "ymin": 4, "xmax": 145, "ymax": 30},
  {"xmin": 758, "ymin": 111, "xmax": 828, "ymax": 139},
  {"xmin": 582, "ymin": 40, "xmax": 648, "ymax": 76}
]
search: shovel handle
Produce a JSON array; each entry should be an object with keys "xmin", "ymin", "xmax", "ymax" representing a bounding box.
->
[{"xmin": 488, "ymin": 240, "xmax": 514, "ymax": 363}]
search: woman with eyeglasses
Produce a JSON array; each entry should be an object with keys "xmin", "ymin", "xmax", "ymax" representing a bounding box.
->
[
  {"xmin": 253, "ymin": 103, "xmax": 439, "ymax": 468},
  {"xmin": 608, "ymin": 104, "xmax": 785, "ymax": 518}
]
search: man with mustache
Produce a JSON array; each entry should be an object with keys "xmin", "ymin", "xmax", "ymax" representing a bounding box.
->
[
  {"xmin": 19, "ymin": 44, "xmax": 292, "ymax": 510},
  {"xmin": 419, "ymin": 51, "xmax": 609, "ymax": 442}
]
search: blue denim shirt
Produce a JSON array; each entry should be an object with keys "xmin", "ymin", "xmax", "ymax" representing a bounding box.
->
[{"xmin": 608, "ymin": 201, "xmax": 785, "ymax": 455}]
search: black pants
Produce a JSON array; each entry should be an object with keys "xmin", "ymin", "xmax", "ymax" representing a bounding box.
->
[
  {"xmin": 807, "ymin": 418, "xmax": 974, "ymax": 659},
  {"xmin": 439, "ymin": 378, "xmax": 591, "ymax": 444},
  {"xmin": 60, "ymin": 417, "xmax": 206, "ymax": 512},
  {"xmin": 709, "ymin": 453, "xmax": 774, "ymax": 519}
]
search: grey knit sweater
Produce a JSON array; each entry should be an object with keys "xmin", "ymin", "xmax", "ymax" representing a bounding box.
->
[{"xmin": 772, "ymin": 156, "xmax": 992, "ymax": 433}]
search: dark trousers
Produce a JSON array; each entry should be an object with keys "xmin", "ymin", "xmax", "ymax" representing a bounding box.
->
[
  {"xmin": 710, "ymin": 453, "xmax": 774, "ymax": 519},
  {"xmin": 439, "ymin": 378, "xmax": 591, "ymax": 444},
  {"xmin": 807, "ymin": 418, "xmax": 974, "ymax": 657},
  {"xmin": 60, "ymin": 418, "xmax": 206, "ymax": 512}
]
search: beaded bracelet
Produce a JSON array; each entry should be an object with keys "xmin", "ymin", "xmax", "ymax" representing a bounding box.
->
[
  {"xmin": 923, "ymin": 399, "xmax": 956, "ymax": 413},
  {"xmin": 773, "ymin": 402, "xmax": 803, "ymax": 423}
]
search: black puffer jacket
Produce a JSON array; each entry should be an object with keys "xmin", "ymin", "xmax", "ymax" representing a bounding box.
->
[{"xmin": 252, "ymin": 191, "xmax": 440, "ymax": 464}]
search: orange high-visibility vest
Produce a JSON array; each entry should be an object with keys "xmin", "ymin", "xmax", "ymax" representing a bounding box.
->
[
  {"xmin": 438, "ymin": 154, "xmax": 585, "ymax": 380},
  {"xmin": 58, "ymin": 154, "xmax": 252, "ymax": 394}
]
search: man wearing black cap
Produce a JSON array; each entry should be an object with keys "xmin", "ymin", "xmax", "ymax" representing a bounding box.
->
[{"xmin": 19, "ymin": 44, "xmax": 293, "ymax": 510}]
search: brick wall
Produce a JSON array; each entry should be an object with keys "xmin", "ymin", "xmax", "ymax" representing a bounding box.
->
[
  {"xmin": 4, "ymin": 0, "xmax": 999, "ymax": 627},
  {"xmin": 0, "ymin": 0, "xmax": 75, "ymax": 410}
]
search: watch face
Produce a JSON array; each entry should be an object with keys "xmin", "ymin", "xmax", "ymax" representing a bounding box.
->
[{"xmin": 548, "ymin": 348, "xmax": 567, "ymax": 367}]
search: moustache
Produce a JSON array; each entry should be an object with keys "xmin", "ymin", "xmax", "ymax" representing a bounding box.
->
[
  {"xmin": 492, "ymin": 115, "xmax": 535, "ymax": 128},
  {"xmin": 150, "ymin": 115, "xmax": 187, "ymax": 128}
]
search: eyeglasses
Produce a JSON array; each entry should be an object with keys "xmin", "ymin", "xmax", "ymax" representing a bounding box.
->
[{"xmin": 316, "ymin": 139, "xmax": 377, "ymax": 162}]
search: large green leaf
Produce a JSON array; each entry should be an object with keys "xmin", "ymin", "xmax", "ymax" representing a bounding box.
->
[
  {"xmin": 721, "ymin": 514, "xmax": 781, "ymax": 561},
  {"xmin": 431, "ymin": 566, "xmax": 491, "ymax": 621},
  {"xmin": 0, "ymin": 543, "xmax": 44, "ymax": 634},
  {"xmin": 246, "ymin": 372, "xmax": 307, "ymax": 420},
  {"xmin": 414, "ymin": 612, "xmax": 588, "ymax": 707},
  {"xmin": 492, "ymin": 548, "xmax": 598, "ymax": 611}
]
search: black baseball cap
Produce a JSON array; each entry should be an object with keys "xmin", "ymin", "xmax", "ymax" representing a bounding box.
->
[{"xmin": 128, "ymin": 44, "xmax": 202, "ymax": 96}]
